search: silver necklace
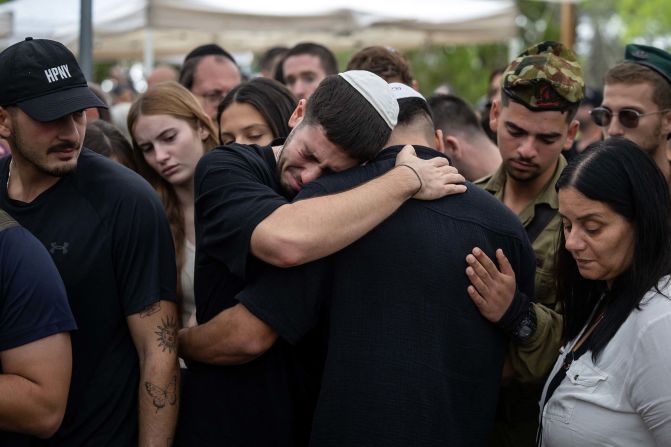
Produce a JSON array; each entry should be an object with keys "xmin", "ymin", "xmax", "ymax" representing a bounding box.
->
[{"xmin": 6, "ymin": 159, "xmax": 12, "ymax": 191}]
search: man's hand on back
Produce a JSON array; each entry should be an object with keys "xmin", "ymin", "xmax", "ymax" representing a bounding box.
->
[{"xmin": 395, "ymin": 145, "xmax": 467, "ymax": 200}]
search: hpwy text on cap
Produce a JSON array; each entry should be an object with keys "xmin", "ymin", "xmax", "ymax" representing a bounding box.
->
[{"xmin": 0, "ymin": 37, "xmax": 106, "ymax": 122}]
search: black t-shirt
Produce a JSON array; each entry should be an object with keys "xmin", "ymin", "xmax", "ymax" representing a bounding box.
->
[
  {"xmin": 177, "ymin": 143, "xmax": 315, "ymax": 447},
  {"xmin": 0, "ymin": 221, "xmax": 77, "ymax": 446},
  {"xmin": 0, "ymin": 150, "xmax": 176, "ymax": 446},
  {"xmin": 238, "ymin": 146, "xmax": 537, "ymax": 447}
]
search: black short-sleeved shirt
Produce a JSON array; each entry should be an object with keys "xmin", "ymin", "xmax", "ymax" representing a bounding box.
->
[
  {"xmin": 177, "ymin": 143, "xmax": 315, "ymax": 447},
  {"xmin": 0, "ymin": 150, "xmax": 176, "ymax": 446},
  {"xmin": 0, "ymin": 219, "xmax": 77, "ymax": 446},
  {"xmin": 239, "ymin": 146, "xmax": 537, "ymax": 447}
]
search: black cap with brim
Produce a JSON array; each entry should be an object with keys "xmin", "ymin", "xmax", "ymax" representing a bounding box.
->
[{"xmin": 17, "ymin": 86, "xmax": 107, "ymax": 122}]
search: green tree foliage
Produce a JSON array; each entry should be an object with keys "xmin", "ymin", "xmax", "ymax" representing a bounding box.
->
[
  {"xmin": 336, "ymin": 44, "xmax": 508, "ymax": 106},
  {"xmin": 406, "ymin": 44, "xmax": 509, "ymax": 104},
  {"xmin": 341, "ymin": 0, "xmax": 583, "ymax": 106},
  {"xmin": 615, "ymin": 0, "xmax": 671, "ymax": 44},
  {"xmin": 516, "ymin": 0, "xmax": 561, "ymax": 47},
  {"xmin": 398, "ymin": 1, "xmax": 567, "ymax": 104}
]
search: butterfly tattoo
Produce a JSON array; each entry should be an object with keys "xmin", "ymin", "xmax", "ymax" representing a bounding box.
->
[{"xmin": 145, "ymin": 375, "xmax": 177, "ymax": 413}]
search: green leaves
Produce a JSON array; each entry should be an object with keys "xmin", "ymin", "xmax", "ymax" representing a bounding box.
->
[{"xmin": 615, "ymin": 0, "xmax": 671, "ymax": 42}]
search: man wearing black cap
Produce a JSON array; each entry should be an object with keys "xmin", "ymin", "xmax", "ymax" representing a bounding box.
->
[
  {"xmin": 179, "ymin": 43, "xmax": 242, "ymax": 121},
  {"xmin": 0, "ymin": 38, "xmax": 179, "ymax": 446},
  {"xmin": 471, "ymin": 41, "xmax": 584, "ymax": 446},
  {"xmin": 596, "ymin": 44, "xmax": 671, "ymax": 183}
]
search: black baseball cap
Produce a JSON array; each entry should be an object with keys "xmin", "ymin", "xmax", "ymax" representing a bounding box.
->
[{"xmin": 0, "ymin": 37, "xmax": 107, "ymax": 122}]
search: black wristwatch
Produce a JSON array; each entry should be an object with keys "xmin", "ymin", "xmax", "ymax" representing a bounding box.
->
[{"xmin": 511, "ymin": 304, "xmax": 537, "ymax": 344}]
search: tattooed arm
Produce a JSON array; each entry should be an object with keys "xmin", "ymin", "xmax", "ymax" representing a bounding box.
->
[{"xmin": 127, "ymin": 301, "xmax": 180, "ymax": 447}]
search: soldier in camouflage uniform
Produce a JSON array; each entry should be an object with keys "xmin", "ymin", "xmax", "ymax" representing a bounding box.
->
[{"xmin": 468, "ymin": 41, "xmax": 585, "ymax": 446}]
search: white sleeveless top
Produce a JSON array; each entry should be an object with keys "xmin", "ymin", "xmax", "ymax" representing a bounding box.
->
[{"xmin": 180, "ymin": 239, "xmax": 196, "ymax": 328}]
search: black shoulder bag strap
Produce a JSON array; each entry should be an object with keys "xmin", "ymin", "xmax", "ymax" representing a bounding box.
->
[
  {"xmin": 0, "ymin": 210, "xmax": 19, "ymax": 231},
  {"xmin": 536, "ymin": 340, "xmax": 591, "ymax": 446},
  {"xmin": 525, "ymin": 203, "xmax": 557, "ymax": 244},
  {"xmin": 536, "ymin": 293, "xmax": 606, "ymax": 446},
  {"xmin": 0, "ymin": 209, "xmax": 18, "ymax": 232}
]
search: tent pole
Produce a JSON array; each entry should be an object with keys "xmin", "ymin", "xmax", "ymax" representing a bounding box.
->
[
  {"xmin": 508, "ymin": 37, "xmax": 522, "ymax": 62},
  {"xmin": 560, "ymin": 1, "xmax": 576, "ymax": 49},
  {"xmin": 144, "ymin": 28, "xmax": 154, "ymax": 76},
  {"xmin": 79, "ymin": 0, "xmax": 93, "ymax": 80}
]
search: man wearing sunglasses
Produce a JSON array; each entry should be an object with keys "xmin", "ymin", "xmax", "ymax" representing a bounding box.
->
[
  {"xmin": 474, "ymin": 41, "xmax": 584, "ymax": 446},
  {"xmin": 596, "ymin": 44, "xmax": 671, "ymax": 183}
]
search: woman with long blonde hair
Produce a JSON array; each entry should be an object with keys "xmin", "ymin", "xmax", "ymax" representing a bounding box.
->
[{"xmin": 128, "ymin": 81, "xmax": 219, "ymax": 328}]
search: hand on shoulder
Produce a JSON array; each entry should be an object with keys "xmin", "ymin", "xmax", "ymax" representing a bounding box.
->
[{"xmin": 395, "ymin": 145, "xmax": 467, "ymax": 200}]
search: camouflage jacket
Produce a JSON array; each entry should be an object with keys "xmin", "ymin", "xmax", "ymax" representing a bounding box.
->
[{"xmin": 475, "ymin": 156, "xmax": 567, "ymax": 382}]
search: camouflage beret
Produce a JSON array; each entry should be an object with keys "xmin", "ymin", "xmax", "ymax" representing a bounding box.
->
[
  {"xmin": 625, "ymin": 43, "xmax": 671, "ymax": 85},
  {"xmin": 502, "ymin": 41, "xmax": 585, "ymax": 111}
]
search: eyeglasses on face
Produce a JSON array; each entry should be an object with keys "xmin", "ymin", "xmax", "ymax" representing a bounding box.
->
[
  {"xmin": 198, "ymin": 90, "xmax": 228, "ymax": 105},
  {"xmin": 590, "ymin": 107, "xmax": 671, "ymax": 129}
]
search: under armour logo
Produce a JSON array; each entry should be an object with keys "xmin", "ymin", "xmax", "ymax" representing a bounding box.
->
[{"xmin": 49, "ymin": 242, "xmax": 69, "ymax": 255}]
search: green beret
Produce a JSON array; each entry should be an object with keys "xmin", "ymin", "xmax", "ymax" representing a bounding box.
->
[
  {"xmin": 502, "ymin": 41, "xmax": 585, "ymax": 111},
  {"xmin": 624, "ymin": 43, "xmax": 671, "ymax": 85}
]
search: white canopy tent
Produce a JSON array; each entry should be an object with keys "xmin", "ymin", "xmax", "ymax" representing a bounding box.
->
[{"xmin": 0, "ymin": 0, "xmax": 517, "ymax": 65}]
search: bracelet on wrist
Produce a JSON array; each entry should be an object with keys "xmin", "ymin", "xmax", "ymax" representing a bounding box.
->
[{"xmin": 397, "ymin": 164, "xmax": 422, "ymax": 196}]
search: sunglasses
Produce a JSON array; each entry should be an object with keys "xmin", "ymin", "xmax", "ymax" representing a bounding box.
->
[{"xmin": 590, "ymin": 107, "xmax": 671, "ymax": 129}]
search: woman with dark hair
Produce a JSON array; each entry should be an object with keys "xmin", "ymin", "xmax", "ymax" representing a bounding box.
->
[
  {"xmin": 128, "ymin": 81, "xmax": 219, "ymax": 329},
  {"xmin": 538, "ymin": 137, "xmax": 671, "ymax": 445},
  {"xmin": 84, "ymin": 120, "xmax": 138, "ymax": 171},
  {"xmin": 466, "ymin": 137, "xmax": 671, "ymax": 445},
  {"xmin": 216, "ymin": 77, "xmax": 296, "ymax": 146}
]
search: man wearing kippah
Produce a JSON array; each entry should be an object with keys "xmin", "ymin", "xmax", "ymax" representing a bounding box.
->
[
  {"xmin": 0, "ymin": 38, "xmax": 179, "ymax": 446},
  {"xmin": 596, "ymin": 44, "xmax": 671, "ymax": 185},
  {"xmin": 179, "ymin": 72, "xmax": 535, "ymax": 446},
  {"xmin": 471, "ymin": 41, "xmax": 584, "ymax": 446},
  {"xmin": 176, "ymin": 70, "xmax": 465, "ymax": 446}
]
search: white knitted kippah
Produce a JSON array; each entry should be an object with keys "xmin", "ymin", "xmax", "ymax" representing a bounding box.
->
[
  {"xmin": 338, "ymin": 70, "xmax": 398, "ymax": 129},
  {"xmin": 389, "ymin": 82, "xmax": 426, "ymax": 101}
]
